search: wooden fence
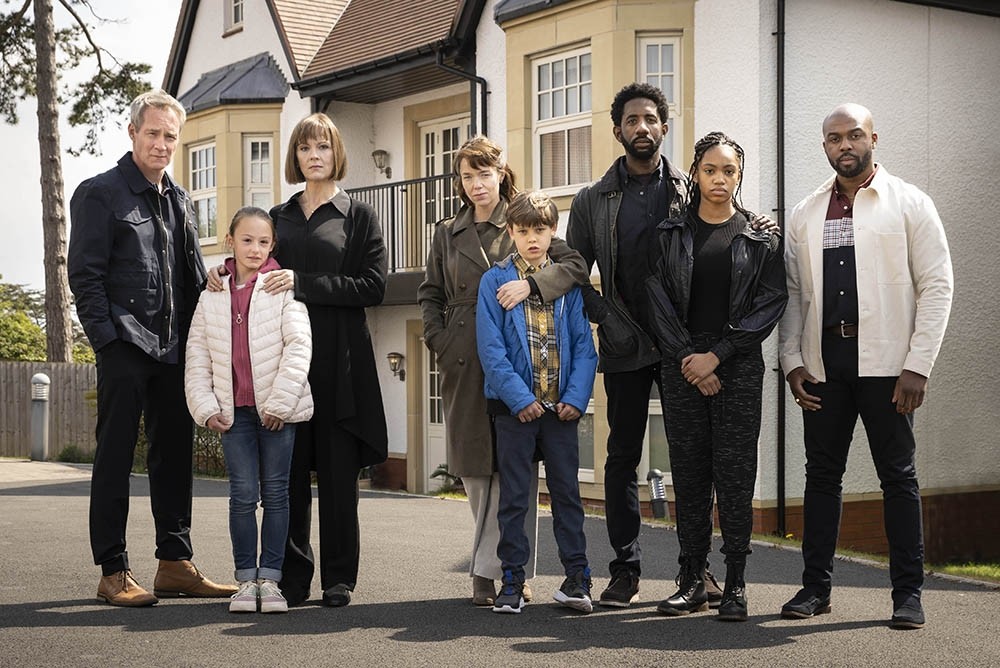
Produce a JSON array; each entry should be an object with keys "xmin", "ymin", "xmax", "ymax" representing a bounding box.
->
[{"xmin": 0, "ymin": 361, "xmax": 98, "ymax": 459}]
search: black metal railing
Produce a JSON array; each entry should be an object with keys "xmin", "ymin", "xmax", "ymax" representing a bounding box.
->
[{"xmin": 347, "ymin": 174, "xmax": 461, "ymax": 273}]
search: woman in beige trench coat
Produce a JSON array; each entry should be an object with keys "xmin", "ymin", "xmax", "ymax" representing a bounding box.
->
[{"xmin": 418, "ymin": 136, "xmax": 588, "ymax": 606}]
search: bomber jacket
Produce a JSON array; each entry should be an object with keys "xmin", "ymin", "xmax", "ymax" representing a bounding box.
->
[
  {"xmin": 68, "ymin": 153, "xmax": 207, "ymax": 359},
  {"xmin": 646, "ymin": 211, "xmax": 788, "ymax": 364},
  {"xmin": 566, "ymin": 156, "xmax": 689, "ymax": 373},
  {"xmin": 184, "ymin": 260, "xmax": 314, "ymax": 428},
  {"xmin": 476, "ymin": 255, "xmax": 597, "ymax": 416}
]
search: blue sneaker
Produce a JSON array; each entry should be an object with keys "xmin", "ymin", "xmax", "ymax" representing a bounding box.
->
[
  {"xmin": 554, "ymin": 567, "xmax": 593, "ymax": 613},
  {"xmin": 492, "ymin": 570, "xmax": 524, "ymax": 614}
]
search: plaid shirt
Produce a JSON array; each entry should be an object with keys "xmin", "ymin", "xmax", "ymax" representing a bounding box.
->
[{"xmin": 513, "ymin": 253, "xmax": 560, "ymax": 409}]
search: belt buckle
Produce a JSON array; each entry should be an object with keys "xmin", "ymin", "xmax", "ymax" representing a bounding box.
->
[{"xmin": 840, "ymin": 323, "xmax": 850, "ymax": 338}]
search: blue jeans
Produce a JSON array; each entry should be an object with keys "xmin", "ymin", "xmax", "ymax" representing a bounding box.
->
[
  {"xmin": 221, "ymin": 407, "xmax": 296, "ymax": 582},
  {"xmin": 495, "ymin": 411, "xmax": 588, "ymax": 582}
]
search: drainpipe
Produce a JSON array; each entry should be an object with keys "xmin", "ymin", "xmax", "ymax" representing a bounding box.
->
[
  {"xmin": 774, "ymin": 0, "xmax": 787, "ymax": 537},
  {"xmin": 436, "ymin": 50, "xmax": 489, "ymax": 137}
]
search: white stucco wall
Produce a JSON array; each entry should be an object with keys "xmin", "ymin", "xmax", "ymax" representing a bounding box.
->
[
  {"xmin": 695, "ymin": 0, "xmax": 1000, "ymax": 501},
  {"xmin": 365, "ymin": 305, "xmax": 422, "ymax": 456},
  {"xmin": 479, "ymin": 0, "xmax": 508, "ymax": 140}
]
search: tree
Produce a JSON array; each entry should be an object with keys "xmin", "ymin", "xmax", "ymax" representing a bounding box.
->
[
  {"xmin": 0, "ymin": 0, "xmax": 151, "ymax": 362},
  {"xmin": 0, "ymin": 275, "xmax": 94, "ymax": 362}
]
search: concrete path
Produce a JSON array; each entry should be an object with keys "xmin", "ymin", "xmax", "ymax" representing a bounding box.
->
[{"xmin": 0, "ymin": 460, "xmax": 997, "ymax": 667}]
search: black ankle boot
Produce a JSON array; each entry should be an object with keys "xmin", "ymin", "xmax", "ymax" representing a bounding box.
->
[
  {"xmin": 657, "ymin": 555, "xmax": 708, "ymax": 616},
  {"xmin": 717, "ymin": 560, "xmax": 748, "ymax": 622}
]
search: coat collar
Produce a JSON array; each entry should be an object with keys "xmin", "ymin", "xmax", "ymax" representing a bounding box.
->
[
  {"xmin": 596, "ymin": 155, "xmax": 687, "ymax": 194},
  {"xmin": 118, "ymin": 152, "xmax": 182, "ymax": 197}
]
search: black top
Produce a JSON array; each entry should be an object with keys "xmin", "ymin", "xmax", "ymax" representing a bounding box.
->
[
  {"xmin": 688, "ymin": 213, "xmax": 744, "ymax": 335},
  {"xmin": 614, "ymin": 159, "xmax": 672, "ymax": 333}
]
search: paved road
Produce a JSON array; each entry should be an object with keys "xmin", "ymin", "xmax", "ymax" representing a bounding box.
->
[{"xmin": 0, "ymin": 460, "xmax": 997, "ymax": 667}]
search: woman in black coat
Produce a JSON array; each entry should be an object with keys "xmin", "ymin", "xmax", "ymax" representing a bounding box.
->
[{"xmin": 212, "ymin": 113, "xmax": 388, "ymax": 607}]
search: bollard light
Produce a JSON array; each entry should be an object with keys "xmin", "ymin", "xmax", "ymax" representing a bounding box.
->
[
  {"xmin": 30, "ymin": 373, "xmax": 51, "ymax": 461},
  {"xmin": 646, "ymin": 468, "xmax": 669, "ymax": 520}
]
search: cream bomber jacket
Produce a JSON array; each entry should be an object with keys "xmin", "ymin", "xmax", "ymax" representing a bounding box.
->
[
  {"xmin": 185, "ymin": 274, "xmax": 314, "ymax": 427},
  {"xmin": 779, "ymin": 165, "xmax": 953, "ymax": 383}
]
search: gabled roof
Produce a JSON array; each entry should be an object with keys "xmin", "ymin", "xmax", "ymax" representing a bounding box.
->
[
  {"xmin": 162, "ymin": 0, "xmax": 348, "ymax": 95},
  {"xmin": 295, "ymin": 0, "xmax": 486, "ymax": 103},
  {"xmin": 178, "ymin": 52, "xmax": 289, "ymax": 114}
]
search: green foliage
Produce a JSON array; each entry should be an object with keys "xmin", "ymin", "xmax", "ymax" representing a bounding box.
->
[
  {"xmin": 56, "ymin": 443, "xmax": 94, "ymax": 463},
  {"xmin": 0, "ymin": 275, "xmax": 93, "ymax": 361},
  {"xmin": 430, "ymin": 462, "xmax": 463, "ymax": 494},
  {"xmin": 0, "ymin": 0, "xmax": 152, "ymax": 156}
]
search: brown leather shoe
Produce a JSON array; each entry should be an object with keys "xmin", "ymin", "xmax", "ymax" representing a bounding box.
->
[
  {"xmin": 97, "ymin": 570, "xmax": 158, "ymax": 607},
  {"xmin": 522, "ymin": 581, "xmax": 533, "ymax": 602},
  {"xmin": 153, "ymin": 560, "xmax": 238, "ymax": 598}
]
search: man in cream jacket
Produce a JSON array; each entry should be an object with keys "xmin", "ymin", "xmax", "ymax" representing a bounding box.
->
[{"xmin": 778, "ymin": 103, "xmax": 953, "ymax": 630}]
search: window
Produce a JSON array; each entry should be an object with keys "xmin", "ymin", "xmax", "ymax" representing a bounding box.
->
[
  {"xmin": 190, "ymin": 143, "xmax": 217, "ymax": 243},
  {"xmin": 244, "ymin": 136, "xmax": 273, "ymax": 209},
  {"xmin": 638, "ymin": 35, "xmax": 683, "ymax": 169},
  {"xmin": 225, "ymin": 0, "xmax": 244, "ymax": 33},
  {"xmin": 533, "ymin": 47, "xmax": 592, "ymax": 191}
]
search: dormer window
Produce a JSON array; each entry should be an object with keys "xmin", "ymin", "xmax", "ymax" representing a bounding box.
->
[{"xmin": 224, "ymin": 0, "xmax": 244, "ymax": 35}]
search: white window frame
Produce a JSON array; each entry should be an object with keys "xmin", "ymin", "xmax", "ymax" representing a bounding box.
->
[
  {"xmin": 637, "ymin": 34, "xmax": 684, "ymax": 170},
  {"xmin": 539, "ymin": 399, "xmax": 596, "ymax": 484},
  {"xmin": 244, "ymin": 135, "xmax": 273, "ymax": 210},
  {"xmin": 189, "ymin": 142, "xmax": 218, "ymax": 245},
  {"xmin": 531, "ymin": 46, "xmax": 592, "ymax": 196},
  {"xmin": 224, "ymin": 0, "xmax": 244, "ymax": 34}
]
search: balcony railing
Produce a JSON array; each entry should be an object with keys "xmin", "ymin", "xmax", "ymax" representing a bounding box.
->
[{"xmin": 347, "ymin": 173, "xmax": 461, "ymax": 273}]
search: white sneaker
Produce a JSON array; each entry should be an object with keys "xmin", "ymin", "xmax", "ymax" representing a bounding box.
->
[
  {"xmin": 258, "ymin": 579, "xmax": 288, "ymax": 614},
  {"xmin": 229, "ymin": 580, "xmax": 258, "ymax": 613}
]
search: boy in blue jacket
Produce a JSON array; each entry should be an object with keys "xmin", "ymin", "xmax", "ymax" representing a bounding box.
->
[{"xmin": 476, "ymin": 191, "xmax": 598, "ymax": 614}]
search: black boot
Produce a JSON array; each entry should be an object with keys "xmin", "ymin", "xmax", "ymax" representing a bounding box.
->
[
  {"xmin": 717, "ymin": 559, "xmax": 748, "ymax": 622},
  {"xmin": 657, "ymin": 555, "xmax": 708, "ymax": 616}
]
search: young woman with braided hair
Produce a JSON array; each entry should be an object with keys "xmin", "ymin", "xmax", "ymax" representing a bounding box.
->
[{"xmin": 646, "ymin": 131, "xmax": 788, "ymax": 620}]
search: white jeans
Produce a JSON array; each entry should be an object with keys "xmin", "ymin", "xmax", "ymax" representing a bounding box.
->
[{"xmin": 464, "ymin": 469, "xmax": 538, "ymax": 580}]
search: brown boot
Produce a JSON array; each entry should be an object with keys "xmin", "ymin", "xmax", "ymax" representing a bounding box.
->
[
  {"xmin": 521, "ymin": 581, "xmax": 533, "ymax": 602},
  {"xmin": 153, "ymin": 560, "xmax": 238, "ymax": 598},
  {"xmin": 472, "ymin": 575, "xmax": 496, "ymax": 606},
  {"xmin": 97, "ymin": 570, "xmax": 158, "ymax": 607}
]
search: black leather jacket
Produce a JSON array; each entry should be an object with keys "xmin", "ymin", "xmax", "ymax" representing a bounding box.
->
[
  {"xmin": 68, "ymin": 153, "xmax": 207, "ymax": 360},
  {"xmin": 567, "ymin": 156, "xmax": 689, "ymax": 373},
  {"xmin": 646, "ymin": 211, "xmax": 788, "ymax": 364}
]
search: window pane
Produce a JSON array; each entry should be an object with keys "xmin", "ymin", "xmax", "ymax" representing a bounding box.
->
[
  {"xmin": 663, "ymin": 74, "xmax": 675, "ymax": 103},
  {"xmin": 578, "ymin": 413, "xmax": 594, "ymax": 470},
  {"xmin": 662, "ymin": 44, "xmax": 673, "ymax": 72},
  {"xmin": 251, "ymin": 192, "xmax": 270, "ymax": 209},
  {"xmin": 538, "ymin": 92, "xmax": 551, "ymax": 121},
  {"xmin": 553, "ymin": 89, "xmax": 564, "ymax": 117},
  {"xmin": 538, "ymin": 63, "xmax": 550, "ymax": 91},
  {"xmin": 567, "ymin": 126, "xmax": 591, "ymax": 185},
  {"xmin": 552, "ymin": 60, "xmax": 564, "ymax": 88},
  {"xmin": 648, "ymin": 414, "xmax": 671, "ymax": 473},
  {"xmin": 251, "ymin": 142, "xmax": 260, "ymax": 161},
  {"xmin": 646, "ymin": 44, "xmax": 659, "ymax": 72},
  {"xmin": 539, "ymin": 131, "xmax": 566, "ymax": 189},
  {"xmin": 581, "ymin": 83, "xmax": 592, "ymax": 112},
  {"xmin": 580, "ymin": 53, "xmax": 591, "ymax": 81},
  {"xmin": 567, "ymin": 88, "xmax": 578, "ymax": 115},
  {"xmin": 566, "ymin": 57, "xmax": 578, "ymax": 85}
]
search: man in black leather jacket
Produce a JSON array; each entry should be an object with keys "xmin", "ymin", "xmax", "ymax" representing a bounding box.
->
[{"xmin": 68, "ymin": 89, "xmax": 233, "ymax": 607}]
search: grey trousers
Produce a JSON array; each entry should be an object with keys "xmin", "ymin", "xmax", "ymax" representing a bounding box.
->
[{"xmin": 464, "ymin": 471, "xmax": 538, "ymax": 580}]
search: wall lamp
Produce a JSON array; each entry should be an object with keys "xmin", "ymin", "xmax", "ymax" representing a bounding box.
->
[
  {"xmin": 386, "ymin": 351, "xmax": 405, "ymax": 381},
  {"xmin": 371, "ymin": 149, "xmax": 392, "ymax": 179}
]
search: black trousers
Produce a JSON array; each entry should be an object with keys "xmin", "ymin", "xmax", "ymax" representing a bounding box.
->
[
  {"xmin": 800, "ymin": 335, "xmax": 923, "ymax": 603},
  {"xmin": 662, "ymin": 337, "xmax": 763, "ymax": 563},
  {"xmin": 280, "ymin": 410, "xmax": 362, "ymax": 598},
  {"xmin": 91, "ymin": 341, "xmax": 194, "ymax": 575},
  {"xmin": 603, "ymin": 363, "xmax": 661, "ymax": 576}
]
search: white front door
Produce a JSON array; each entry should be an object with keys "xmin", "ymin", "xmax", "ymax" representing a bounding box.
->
[
  {"xmin": 419, "ymin": 115, "xmax": 469, "ymax": 224},
  {"xmin": 423, "ymin": 347, "xmax": 447, "ymax": 492}
]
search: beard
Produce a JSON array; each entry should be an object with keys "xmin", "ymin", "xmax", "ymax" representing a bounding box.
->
[
  {"xmin": 831, "ymin": 148, "xmax": 873, "ymax": 178},
  {"xmin": 622, "ymin": 135, "xmax": 662, "ymax": 161}
]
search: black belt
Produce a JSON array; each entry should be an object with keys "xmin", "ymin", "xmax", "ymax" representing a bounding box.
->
[{"xmin": 825, "ymin": 323, "xmax": 858, "ymax": 338}]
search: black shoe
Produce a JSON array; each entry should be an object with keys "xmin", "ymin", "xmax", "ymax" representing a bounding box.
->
[
  {"xmin": 657, "ymin": 556, "xmax": 708, "ymax": 616},
  {"xmin": 598, "ymin": 570, "xmax": 640, "ymax": 608},
  {"xmin": 704, "ymin": 566, "xmax": 723, "ymax": 609},
  {"xmin": 279, "ymin": 580, "xmax": 309, "ymax": 607},
  {"xmin": 493, "ymin": 571, "xmax": 524, "ymax": 614},
  {"xmin": 322, "ymin": 583, "xmax": 352, "ymax": 607},
  {"xmin": 553, "ymin": 568, "xmax": 593, "ymax": 613},
  {"xmin": 890, "ymin": 596, "xmax": 925, "ymax": 629},
  {"xmin": 780, "ymin": 588, "xmax": 831, "ymax": 619}
]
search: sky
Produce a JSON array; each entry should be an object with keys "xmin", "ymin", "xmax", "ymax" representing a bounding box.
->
[{"xmin": 0, "ymin": 0, "xmax": 183, "ymax": 291}]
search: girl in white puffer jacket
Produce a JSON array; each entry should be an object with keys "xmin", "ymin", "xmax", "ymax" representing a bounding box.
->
[{"xmin": 185, "ymin": 206, "xmax": 313, "ymax": 614}]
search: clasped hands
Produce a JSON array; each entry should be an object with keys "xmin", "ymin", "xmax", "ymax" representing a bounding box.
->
[
  {"xmin": 681, "ymin": 352, "xmax": 721, "ymax": 397},
  {"xmin": 516, "ymin": 401, "xmax": 580, "ymax": 423},
  {"xmin": 205, "ymin": 413, "xmax": 285, "ymax": 433}
]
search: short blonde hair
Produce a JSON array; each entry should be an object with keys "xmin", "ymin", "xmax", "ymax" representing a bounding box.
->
[
  {"xmin": 506, "ymin": 191, "xmax": 558, "ymax": 230},
  {"xmin": 284, "ymin": 113, "xmax": 347, "ymax": 184},
  {"xmin": 130, "ymin": 89, "xmax": 186, "ymax": 129}
]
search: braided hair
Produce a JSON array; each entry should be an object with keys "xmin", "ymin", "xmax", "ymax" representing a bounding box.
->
[{"xmin": 687, "ymin": 131, "xmax": 749, "ymax": 218}]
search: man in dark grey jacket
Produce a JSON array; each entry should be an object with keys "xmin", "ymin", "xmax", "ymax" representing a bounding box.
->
[
  {"xmin": 566, "ymin": 82, "xmax": 692, "ymax": 608},
  {"xmin": 68, "ymin": 89, "xmax": 232, "ymax": 607}
]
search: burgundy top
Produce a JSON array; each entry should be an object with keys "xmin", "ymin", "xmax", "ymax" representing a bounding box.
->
[{"xmin": 225, "ymin": 256, "xmax": 281, "ymax": 408}]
